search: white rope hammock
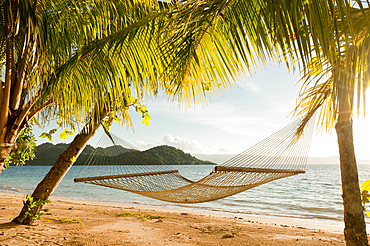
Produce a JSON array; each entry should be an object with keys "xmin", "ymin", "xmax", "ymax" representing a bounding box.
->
[{"xmin": 74, "ymin": 117, "xmax": 315, "ymax": 203}]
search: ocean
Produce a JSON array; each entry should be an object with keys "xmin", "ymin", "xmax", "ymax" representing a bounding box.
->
[{"xmin": 1, "ymin": 164, "xmax": 370, "ymax": 227}]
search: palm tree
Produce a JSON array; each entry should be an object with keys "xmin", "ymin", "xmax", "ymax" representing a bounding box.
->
[
  {"xmin": 293, "ymin": 5, "xmax": 370, "ymax": 245},
  {"xmin": 0, "ymin": 0, "xmax": 174, "ymax": 225},
  {"xmin": 161, "ymin": 0, "xmax": 369, "ymax": 245},
  {"xmin": 2, "ymin": 0, "xmax": 247, "ymax": 225}
]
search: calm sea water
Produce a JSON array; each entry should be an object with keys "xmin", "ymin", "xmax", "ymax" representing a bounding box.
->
[{"xmin": 1, "ymin": 164, "xmax": 370, "ymax": 225}]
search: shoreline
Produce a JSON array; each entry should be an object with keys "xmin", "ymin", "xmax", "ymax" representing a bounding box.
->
[
  {"xmin": 0, "ymin": 192, "xmax": 355, "ymax": 245},
  {"xmin": 0, "ymin": 187, "xmax": 344, "ymax": 229},
  {"xmin": 1, "ymin": 191, "xmax": 347, "ymax": 232}
]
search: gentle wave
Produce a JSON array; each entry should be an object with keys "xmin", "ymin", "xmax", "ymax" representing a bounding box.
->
[{"xmin": 0, "ymin": 185, "xmax": 21, "ymax": 193}]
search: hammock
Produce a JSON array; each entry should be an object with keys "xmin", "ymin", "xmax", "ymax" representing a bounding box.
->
[{"xmin": 74, "ymin": 117, "xmax": 314, "ymax": 203}]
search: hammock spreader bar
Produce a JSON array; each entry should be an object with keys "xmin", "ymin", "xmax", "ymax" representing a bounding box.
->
[
  {"xmin": 74, "ymin": 170, "xmax": 181, "ymax": 183},
  {"xmin": 214, "ymin": 166, "xmax": 306, "ymax": 174}
]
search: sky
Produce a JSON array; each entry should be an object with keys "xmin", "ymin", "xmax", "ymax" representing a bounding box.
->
[{"xmin": 32, "ymin": 64, "xmax": 370, "ymax": 162}]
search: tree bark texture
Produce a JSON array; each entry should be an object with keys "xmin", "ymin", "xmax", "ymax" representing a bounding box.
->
[
  {"xmin": 0, "ymin": 0, "xmax": 13, "ymax": 140},
  {"xmin": 12, "ymin": 113, "xmax": 106, "ymax": 225},
  {"xmin": 336, "ymin": 111, "xmax": 368, "ymax": 245}
]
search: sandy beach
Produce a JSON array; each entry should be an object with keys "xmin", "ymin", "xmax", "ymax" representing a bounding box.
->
[{"xmin": 0, "ymin": 192, "xmax": 357, "ymax": 245}]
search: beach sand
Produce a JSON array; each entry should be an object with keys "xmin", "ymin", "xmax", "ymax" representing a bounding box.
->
[{"xmin": 0, "ymin": 192, "xmax": 356, "ymax": 245}]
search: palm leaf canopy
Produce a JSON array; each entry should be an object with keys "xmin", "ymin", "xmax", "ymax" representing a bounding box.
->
[
  {"xmin": 158, "ymin": 0, "xmax": 370, "ymax": 137},
  {"xmin": 293, "ymin": 3, "xmax": 370, "ymax": 134},
  {"xmin": 2, "ymin": 0, "xmax": 367, "ymax": 133},
  {"xmin": 158, "ymin": 0, "xmax": 344, "ymax": 104},
  {"xmin": 1, "ymin": 0, "xmax": 174, "ymax": 131}
]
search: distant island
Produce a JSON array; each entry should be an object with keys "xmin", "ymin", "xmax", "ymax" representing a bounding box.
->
[
  {"xmin": 26, "ymin": 143, "xmax": 369, "ymax": 166},
  {"xmin": 25, "ymin": 143, "xmax": 215, "ymax": 166}
]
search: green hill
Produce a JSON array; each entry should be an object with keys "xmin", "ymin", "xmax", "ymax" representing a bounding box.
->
[
  {"xmin": 25, "ymin": 143, "xmax": 214, "ymax": 165},
  {"xmin": 144, "ymin": 145, "xmax": 214, "ymax": 165}
]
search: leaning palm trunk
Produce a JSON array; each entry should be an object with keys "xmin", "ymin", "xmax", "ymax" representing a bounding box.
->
[
  {"xmin": 336, "ymin": 97, "xmax": 368, "ymax": 245},
  {"xmin": 12, "ymin": 113, "xmax": 107, "ymax": 225}
]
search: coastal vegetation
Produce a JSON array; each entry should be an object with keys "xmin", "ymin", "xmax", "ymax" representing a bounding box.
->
[
  {"xmin": 25, "ymin": 143, "xmax": 214, "ymax": 165},
  {"xmin": 360, "ymin": 179, "xmax": 370, "ymax": 217},
  {"xmin": 46, "ymin": 217, "xmax": 85, "ymax": 227},
  {"xmin": 116, "ymin": 212, "xmax": 164, "ymax": 221},
  {"xmin": 22, "ymin": 195, "xmax": 51, "ymax": 222},
  {"xmin": 1, "ymin": 0, "xmax": 370, "ymax": 245}
]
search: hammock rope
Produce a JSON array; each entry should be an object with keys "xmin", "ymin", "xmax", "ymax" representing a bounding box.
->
[{"xmin": 74, "ymin": 117, "xmax": 315, "ymax": 203}]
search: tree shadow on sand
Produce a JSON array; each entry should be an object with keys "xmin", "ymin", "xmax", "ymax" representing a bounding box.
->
[{"xmin": 0, "ymin": 222, "xmax": 23, "ymax": 229}]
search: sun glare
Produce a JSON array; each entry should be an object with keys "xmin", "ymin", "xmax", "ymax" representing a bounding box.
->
[
  {"xmin": 351, "ymin": 89, "xmax": 370, "ymax": 160},
  {"xmin": 309, "ymin": 89, "xmax": 370, "ymax": 160}
]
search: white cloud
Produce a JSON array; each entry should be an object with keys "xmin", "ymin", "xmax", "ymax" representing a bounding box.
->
[
  {"xmin": 135, "ymin": 134, "xmax": 240, "ymax": 155},
  {"xmin": 238, "ymin": 80, "xmax": 260, "ymax": 92},
  {"xmin": 175, "ymin": 101, "xmax": 294, "ymax": 139},
  {"xmin": 134, "ymin": 140, "xmax": 155, "ymax": 150},
  {"xmin": 141, "ymin": 82, "xmax": 298, "ymax": 141}
]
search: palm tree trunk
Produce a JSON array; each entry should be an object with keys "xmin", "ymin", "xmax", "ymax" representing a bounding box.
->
[
  {"xmin": 336, "ymin": 103, "xmax": 368, "ymax": 245},
  {"xmin": 12, "ymin": 113, "xmax": 106, "ymax": 225}
]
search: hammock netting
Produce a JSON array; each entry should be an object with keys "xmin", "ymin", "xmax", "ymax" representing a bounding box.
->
[{"xmin": 74, "ymin": 117, "xmax": 315, "ymax": 203}]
